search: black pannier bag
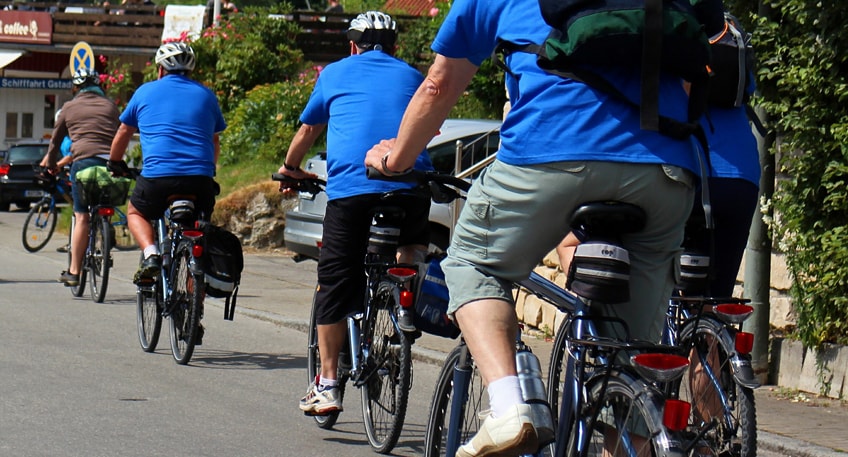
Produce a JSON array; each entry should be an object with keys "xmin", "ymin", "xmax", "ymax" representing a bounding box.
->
[{"xmin": 202, "ymin": 223, "xmax": 244, "ymax": 320}]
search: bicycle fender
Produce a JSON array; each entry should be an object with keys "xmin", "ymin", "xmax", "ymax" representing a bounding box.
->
[
  {"xmin": 586, "ymin": 369, "xmax": 687, "ymax": 457},
  {"xmin": 680, "ymin": 317, "xmax": 760, "ymax": 389}
]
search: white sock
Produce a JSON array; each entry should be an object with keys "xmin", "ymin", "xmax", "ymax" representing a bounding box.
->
[
  {"xmin": 319, "ymin": 376, "xmax": 338, "ymax": 390},
  {"xmin": 487, "ymin": 375, "xmax": 524, "ymax": 418},
  {"xmin": 143, "ymin": 245, "xmax": 160, "ymax": 259}
]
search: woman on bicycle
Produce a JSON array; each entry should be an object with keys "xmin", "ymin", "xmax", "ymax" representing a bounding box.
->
[{"xmin": 43, "ymin": 68, "xmax": 120, "ymax": 287}]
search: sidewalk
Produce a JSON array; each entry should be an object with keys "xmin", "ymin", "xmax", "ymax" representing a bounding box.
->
[{"xmin": 225, "ymin": 250, "xmax": 848, "ymax": 457}]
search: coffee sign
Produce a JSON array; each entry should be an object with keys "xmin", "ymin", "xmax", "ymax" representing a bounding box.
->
[{"xmin": 0, "ymin": 11, "xmax": 52, "ymax": 45}]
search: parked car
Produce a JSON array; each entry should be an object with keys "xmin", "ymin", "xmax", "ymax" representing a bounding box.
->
[
  {"xmin": 284, "ymin": 119, "xmax": 502, "ymax": 261},
  {"xmin": 0, "ymin": 140, "xmax": 50, "ymax": 211}
]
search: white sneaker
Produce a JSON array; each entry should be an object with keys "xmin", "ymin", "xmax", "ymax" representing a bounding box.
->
[
  {"xmin": 299, "ymin": 383, "xmax": 342, "ymax": 416},
  {"xmin": 456, "ymin": 404, "xmax": 539, "ymax": 457}
]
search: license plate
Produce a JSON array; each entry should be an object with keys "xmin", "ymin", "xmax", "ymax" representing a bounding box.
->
[{"xmin": 25, "ymin": 190, "xmax": 44, "ymax": 197}]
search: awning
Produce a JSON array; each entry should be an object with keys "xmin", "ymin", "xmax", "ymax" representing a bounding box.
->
[{"xmin": 0, "ymin": 49, "xmax": 24, "ymax": 70}]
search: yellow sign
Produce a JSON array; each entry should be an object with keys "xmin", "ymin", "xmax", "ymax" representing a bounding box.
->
[{"xmin": 69, "ymin": 42, "xmax": 95, "ymax": 75}]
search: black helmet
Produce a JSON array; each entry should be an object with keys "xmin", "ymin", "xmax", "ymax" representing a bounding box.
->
[{"xmin": 72, "ymin": 68, "xmax": 100, "ymax": 88}]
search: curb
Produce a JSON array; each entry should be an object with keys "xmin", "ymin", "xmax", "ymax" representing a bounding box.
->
[{"xmin": 759, "ymin": 431, "xmax": 848, "ymax": 457}]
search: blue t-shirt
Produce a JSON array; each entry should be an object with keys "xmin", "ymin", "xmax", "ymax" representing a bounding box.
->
[
  {"xmin": 702, "ymin": 105, "xmax": 761, "ymax": 186},
  {"xmin": 432, "ymin": 0, "xmax": 700, "ymax": 173},
  {"xmin": 120, "ymin": 74, "xmax": 226, "ymax": 178},
  {"xmin": 300, "ymin": 51, "xmax": 433, "ymax": 201}
]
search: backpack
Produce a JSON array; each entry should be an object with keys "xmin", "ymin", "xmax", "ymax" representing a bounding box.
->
[
  {"xmin": 708, "ymin": 12, "xmax": 755, "ymax": 109},
  {"xmin": 202, "ymin": 223, "xmax": 244, "ymax": 321},
  {"xmin": 498, "ymin": 0, "xmax": 725, "ymax": 142}
]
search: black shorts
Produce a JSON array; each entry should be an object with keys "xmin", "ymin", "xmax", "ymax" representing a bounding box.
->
[
  {"xmin": 314, "ymin": 192, "xmax": 431, "ymax": 325},
  {"xmin": 130, "ymin": 175, "xmax": 218, "ymax": 221}
]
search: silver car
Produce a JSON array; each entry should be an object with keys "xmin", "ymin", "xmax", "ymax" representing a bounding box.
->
[{"xmin": 284, "ymin": 119, "xmax": 501, "ymax": 261}]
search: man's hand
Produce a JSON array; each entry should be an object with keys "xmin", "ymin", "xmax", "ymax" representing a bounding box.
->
[
  {"xmin": 365, "ymin": 138, "xmax": 396, "ymax": 175},
  {"xmin": 107, "ymin": 159, "xmax": 132, "ymax": 177},
  {"xmin": 276, "ymin": 164, "xmax": 319, "ymax": 198}
]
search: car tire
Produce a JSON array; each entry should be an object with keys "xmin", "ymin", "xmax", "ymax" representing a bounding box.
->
[
  {"xmin": 15, "ymin": 201, "xmax": 31, "ymax": 210},
  {"xmin": 0, "ymin": 201, "xmax": 10, "ymax": 212}
]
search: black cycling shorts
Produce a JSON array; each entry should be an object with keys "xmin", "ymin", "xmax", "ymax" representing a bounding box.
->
[
  {"xmin": 130, "ymin": 175, "xmax": 218, "ymax": 221},
  {"xmin": 314, "ymin": 192, "xmax": 431, "ymax": 325}
]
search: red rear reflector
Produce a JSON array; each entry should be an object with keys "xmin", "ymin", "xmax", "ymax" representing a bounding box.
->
[
  {"xmin": 715, "ymin": 303, "xmax": 754, "ymax": 324},
  {"xmin": 735, "ymin": 332, "xmax": 754, "ymax": 354},
  {"xmin": 182, "ymin": 230, "xmax": 203, "ymax": 239},
  {"xmin": 663, "ymin": 399, "xmax": 691, "ymax": 432},
  {"xmin": 192, "ymin": 244, "xmax": 204, "ymax": 257},
  {"xmin": 98, "ymin": 207, "xmax": 115, "ymax": 217},
  {"xmin": 400, "ymin": 290, "xmax": 414, "ymax": 308},
  {"xmin": 632, "ymin": 353, "xmax": 689, "ymax": 382},
  {"xmin": 387, "ymin": 267, "xmax": 417, "ymax": 283}
]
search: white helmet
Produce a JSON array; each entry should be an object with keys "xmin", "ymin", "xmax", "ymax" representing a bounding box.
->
[
  {"xmin": 72, "ymin": 67, "xmax": 100, "ymax": 87},
  {"xmin": 347, "ymin": 11, "xmax": 398, "ymax": 51},
  {"xmin": 155, "ymin": 42, "xmax": 196, "ymax": 72}
]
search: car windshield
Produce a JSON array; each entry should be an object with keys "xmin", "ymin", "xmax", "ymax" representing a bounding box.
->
[{"xmin": 8, "ymin": 146, "xmax": 46, "ymax": 163}]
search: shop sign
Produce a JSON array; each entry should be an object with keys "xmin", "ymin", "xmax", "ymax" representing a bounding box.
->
[
  {"xmin": 0, "ymin": 11, "xmax": 52, "ymax": 45},
  {"xmin": 1, "ymin": 77, "xmax": 72, "ymax": 90}
]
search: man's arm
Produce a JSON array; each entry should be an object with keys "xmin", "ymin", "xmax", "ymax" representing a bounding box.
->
[
  {"xmin": 109, "ymin": 123, "xmax": 137, "ymax": 161},
  {"xmin": 365, "ymin": 54, "xmax": 479, "ymax": 173},
  {"xmin": 213, "ymin": 133, "xmax": 220, "ymax": 164},
  {"xmin": 279, "ymin": 123, "xmax": 325, "ymax": 175}
]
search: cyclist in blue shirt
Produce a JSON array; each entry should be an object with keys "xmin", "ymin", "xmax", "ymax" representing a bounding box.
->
[
  {"xmin": 365, "ymin": 0, "xmax": 723, "ymax": 454},
  {"xmin": 109, "ymin": 41, "xmax": 226, "ymax": 284},
  {"xmin": 277, "ymin": 11, "xmax": 433, "ymax": 417}
]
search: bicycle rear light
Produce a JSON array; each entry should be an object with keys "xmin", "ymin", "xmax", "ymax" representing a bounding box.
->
[
  {"xmin": 714, "ymin": 303, "xmax": 754, "ymax": 324},
  {"xmin": 98, "ymin": 207, "xmax": 115, "ymax": 217},
  {"xmin": 631, "ymin": 353, "xmax": 689, "ymax": 382},
  {"xmin": 735, "ymin": 331, "xmax": 754, "ymax": 354},
  {"xmin": 662, "ymin": 398, "xmax": 691, "ymax": 432},
  {"xmin": 387, "ymin": 267, "xmax": 417, "ymax": 283},
  {"xmin": 399, "ymin": 290, "xmax": 414, "ymax": 309},
  {"xmin": 192, "ymin": 244, "xmax": 204, "ymax": 258}
]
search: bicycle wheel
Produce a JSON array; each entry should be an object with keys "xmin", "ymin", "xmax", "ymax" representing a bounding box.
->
[
  {"xmin": 136, "ymin": 273, "xmax": 163, "ymax": 353},
  {"xmin": 570, "ymin": 371, "xmax": 675, "ymax": 457},
  {"xmin": 676, "ymin": 323, "xmax": 756, "ymax": 457},
  {"xmin": 424, "ymin": 344, "xmax": 488, "ymax": 457},
  {"xmin": 88, "ymin": 215, "xmax": 112, "ymax": 303},
  {"xmin": 306, "ymin": 286, "xmax": 346, "ymax": 429},
  {"xmin": 68, "ymin": 215, "xmax": 87, "ymax": 298},
  {"xmin": 168, "ymin": 242, "xmax": 204, "ymax": 365},
  {"xmin": 22, "ymin": 197, "xmax": 56, "ymax": 252},
  {"xmin": 360, "ymin": 294, "xmax": 412, "ymax": 454}
]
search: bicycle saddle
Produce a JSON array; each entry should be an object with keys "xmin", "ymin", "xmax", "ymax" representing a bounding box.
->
[{"xmin": 569, "ymin": 201, "xmax": 646, "ymax": 237}]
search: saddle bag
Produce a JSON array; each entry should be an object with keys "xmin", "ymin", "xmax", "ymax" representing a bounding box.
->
[
  {"xmin": 202, "ymin": 224, "xmax": 244, "ymax": 320},
  {"xmin": 566, "ymin": 241, "xmax": 631, "ymax": 304}
]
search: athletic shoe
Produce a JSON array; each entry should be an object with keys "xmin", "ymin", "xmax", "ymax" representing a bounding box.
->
[
  {"xmin": 299, "ymin": 383, "xmax": 343, "ymax": 416},
  {"xmin": 456, "ymin": 404, "xmax": 539, "ymax": 457},
  {"xmin": 133, "ymin": 254, "xmax": 161, "ymax": 284},
  {"xmin": 56, "ymin": 244, "xmax": 70, "ymax": 253},
  {"xmin": 58, "ymin": 270, "xmax": 79, "ymax": 287}
]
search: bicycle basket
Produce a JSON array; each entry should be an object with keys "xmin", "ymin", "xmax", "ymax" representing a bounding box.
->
[{"xmin": 75, "ymin": 165, "xmax": 132, "ymax": 207}]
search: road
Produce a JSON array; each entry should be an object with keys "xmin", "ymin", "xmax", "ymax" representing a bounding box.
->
[
  {"xmin": 0, "ymin": 208, "xmax": 800, "ymax": 457},
  {"xmin": 0, "ymin": 209, "xmax": 438, "ymax": 457}
]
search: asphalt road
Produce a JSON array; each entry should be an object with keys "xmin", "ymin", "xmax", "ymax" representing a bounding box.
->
[{"xmin": 0, "ymin": 208, "xmax": 439, "ymax": 457}]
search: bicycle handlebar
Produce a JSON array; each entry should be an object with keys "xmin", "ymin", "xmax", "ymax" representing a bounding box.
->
[
  {"xmin": 271, "ymin": 173, "xmax": 327, "ymax": 195},
  {"xmin": 365, "ymin": 166, "xmax": 470, "ymax": 205}
]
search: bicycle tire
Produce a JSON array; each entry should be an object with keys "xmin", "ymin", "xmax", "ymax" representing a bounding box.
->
[
  {"xmin": 360, "ymin": 293, "xmax": 412, "ymax": 454},
  {"xmin": 676, "ymin": 321, "xmax": 757, "ymax": 457},
  {"xmin": 68, "ymin": 216, "xmax": 87, "ymax": 298},
  {"xmin": 136, "ymin": 267, "xmax": 163, "ymax": 352},
  {"xmin": 168, "ymin": 242, "xmax": 204, "ymax": 365},
  {"xmin": 306, "ymin": 287, "xmax": 346, "ymax": 429},
  {"xmin": 22, "ymin": 197, "xmax": 56, "ymax": 252},
  {"xmin": 423, "ymin": 344, "xmax": 488, "ymax": 457},
  {"xmin": 569, "ymin": 371, "xmax": 679, "ymax": 457},
  {"xmin": 88, "ymin": 215, "xmax": 111, "ymax": 303}
]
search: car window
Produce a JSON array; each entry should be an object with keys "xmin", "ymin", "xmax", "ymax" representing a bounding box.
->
[
  {"xmin": 428, "ymin": 130, "xmax": 501, "ymax": 176},
  {"xmin": 8, "ymin": 146, "xmax": 47, "ymax": 163}
]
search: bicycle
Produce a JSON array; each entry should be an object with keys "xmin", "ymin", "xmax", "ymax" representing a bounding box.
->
[
  {"xmin": 367, "ymin": 170, "xmax": 694, "ymax": 457},
  {"xmin": 22, "ymin": 167, "xmax": 72, "ymax": 253},
  {"xmin": 661, "ymin": 295, "xmax": 758, "ymax": 457},
  {"xmin": 273, "ymin": 172, "xmax": 417, "ymax": 454},
  {"xmin": 136, "ymin": 197, "xmax": 212, "ymax": 365},
  {"xmin": 67, "ymin": 167, "xmax": 133, "ymax": 303}
]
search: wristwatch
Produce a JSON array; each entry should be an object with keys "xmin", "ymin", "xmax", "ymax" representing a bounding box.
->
[
  {"xmin": 283, "ymin": 162, "xmax": 300, "ymax": 172},
  {"xmin": 381, "ymin": 151, "xmax": 411, "ymax": 176}
]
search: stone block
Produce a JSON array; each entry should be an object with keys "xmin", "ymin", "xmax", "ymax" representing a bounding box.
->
[
  {"xmin": 770, "ymin": 253, "xmax": 793, "ymax": 292},
  {"xmin": 768, "ymin": 294, "xmax": 796, "ymax": 328},
  {"xmin": 522, "ymin": 293, "xmax": 544, "ymax": 328},
  {"xmin": 775, "ymin": 338, "xmax": 806, "ymax": 389}
]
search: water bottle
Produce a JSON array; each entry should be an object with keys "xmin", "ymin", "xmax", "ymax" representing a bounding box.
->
[{"xmin": 516, "ymin": 349, "xmax": 555, "ymax": 445}]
